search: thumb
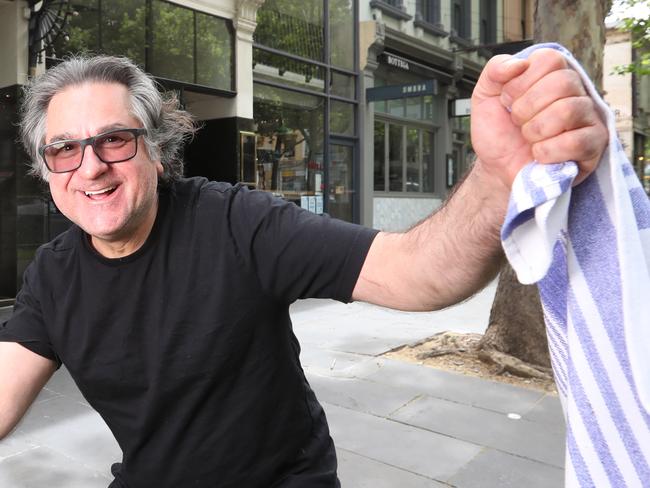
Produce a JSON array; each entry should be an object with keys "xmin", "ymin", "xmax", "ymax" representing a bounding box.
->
[{"xmin": 473, "ymin": 55, "xmax": 529, "ymax": 103}]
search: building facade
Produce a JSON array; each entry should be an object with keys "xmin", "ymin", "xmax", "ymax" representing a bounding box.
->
[
  {"xmin": 603, "ymin": 25, "xmax": 650, "ymax": 193},
  {"xmin": 358, "ymin": 0, "xmax": 505, "ymax": 231}
]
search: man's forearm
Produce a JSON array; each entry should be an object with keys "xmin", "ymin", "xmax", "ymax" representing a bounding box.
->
[{"xmin": 353, "ymin": 160, "xmax": 508, "ymax": 311}]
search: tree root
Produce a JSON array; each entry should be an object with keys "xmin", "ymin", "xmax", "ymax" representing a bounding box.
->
[
  {"xmin": 416, "ymin": 348, "xmax": 457, "ymax": 360},
  {"xmin": 477, "ymin": 348, "xmax": 553, "ymax": 380}
]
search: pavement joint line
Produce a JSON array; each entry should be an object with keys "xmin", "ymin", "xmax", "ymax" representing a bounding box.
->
[
  {"xmin": 0, "ymin": 444, "xmax": 40, "ymax": 463},
  {"xmin": 336, "ymin": 446, "xmax": 452, "ymax": 486}
]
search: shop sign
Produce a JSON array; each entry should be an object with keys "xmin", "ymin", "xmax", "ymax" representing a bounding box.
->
[
  {"xmin": 366, "ymin": 79, "xmax": 438, "ymax": 102},
  {"xmin": 385, "ymin": 54, "xmax": 410, "ymax": 71},
  {"xmin": 451, "ymin": 98, "xmax": 472, "ymax": 117}
]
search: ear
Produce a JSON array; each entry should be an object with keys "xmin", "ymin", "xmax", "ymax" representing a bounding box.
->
[{"xmin": 155, "ymin": 161, "xmax": 164, "ymax": 176}]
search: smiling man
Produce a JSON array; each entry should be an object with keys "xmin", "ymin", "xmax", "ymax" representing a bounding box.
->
[{"xmin": 0, "ymin": 52, "xmax": 606, "ymax": 487}]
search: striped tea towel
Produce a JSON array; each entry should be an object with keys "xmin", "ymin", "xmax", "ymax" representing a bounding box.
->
[{"xmin": 501, "ymin": 43, "xmax": 650, "ymax": 488}]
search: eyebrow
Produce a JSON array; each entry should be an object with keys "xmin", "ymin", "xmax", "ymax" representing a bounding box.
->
[{"xmin": 47, "ymin": 123, "xmax": 132, "ymax": 144}]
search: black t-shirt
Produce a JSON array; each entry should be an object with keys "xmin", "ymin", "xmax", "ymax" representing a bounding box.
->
[{"xmin": 0, "ymin": 178, "xmax": 378, "ymax": 487}]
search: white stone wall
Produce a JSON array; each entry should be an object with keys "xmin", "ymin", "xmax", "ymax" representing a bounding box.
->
[{"xmin": 372, "ymin": 196, "xmax": 442, "ymax": 232}]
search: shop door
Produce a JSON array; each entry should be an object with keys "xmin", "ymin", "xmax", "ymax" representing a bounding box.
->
[{"xmin": 328, "ymin": 141, "xmax": 356, "ymax": 222}]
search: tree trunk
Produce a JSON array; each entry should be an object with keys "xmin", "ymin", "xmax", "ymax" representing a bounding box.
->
[{"xmin": 479, "ymin": 0, "xmax": 611, "ymax": 370}]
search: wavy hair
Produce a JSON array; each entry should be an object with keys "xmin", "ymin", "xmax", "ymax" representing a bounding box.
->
[{"xmin": 19, "ymin": 55, "xmax": 197, "ymax": 185}]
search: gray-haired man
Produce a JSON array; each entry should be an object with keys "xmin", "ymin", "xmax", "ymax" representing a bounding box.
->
[{"xmin": 0, "ymin": 50, "xmax": 606, "ymax": 487}]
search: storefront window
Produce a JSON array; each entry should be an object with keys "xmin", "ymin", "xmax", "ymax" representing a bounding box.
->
[
  {"xmin": 254, "ymin": 0, "xmax": 324, "ymax": 62},
  {"xmin": 374, "ymin": 121, "xmax": 386, "ymax": 191},
  {"xmin": 253, "ymin": 48, "xmax": 325, "ymax": 93},
  {"xmin": 330, "ymin": 71, "xmax": 355, "ymax": 99},
  {"xmin": 253, "ymin": 84, "xmax": 325, "ymax": 207},
  {"xmin": 375, "ymin": 122, "xmax": 436, "ymax": 194},
  {"xmin": 329, "ymin": 0, "xmax": 355, "ymax": 70},
  {"xmin": 330, "ymin": 101, "xmax": 355, "ymax": 136},
  {"xmin": 329, "ymin": 144, "xmax": 354, "ymax": 221},
  {"xmin": 406, "ymin": 128, "xmax": 419, "ymax": 192},
  {"xmin": 389, "ymin": 124, "xmax": 403, "ymax": 191}
]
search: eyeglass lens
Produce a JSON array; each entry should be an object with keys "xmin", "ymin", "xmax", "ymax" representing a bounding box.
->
[{"xmin": 43, "ymin": 130, "xmax": 139, "ymax": 173}]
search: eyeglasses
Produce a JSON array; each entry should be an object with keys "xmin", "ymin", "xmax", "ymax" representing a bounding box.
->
[{"xmin": 39, "ymin": 128, "xmax": 148, "ymax": 174}]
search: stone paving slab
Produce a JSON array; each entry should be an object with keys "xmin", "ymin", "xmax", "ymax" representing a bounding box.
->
[
  {"xmin": 13, "ymin": 396, "xmax": 121, "ymax": 477},
  {"xmin": 323, "ymin": 402, "xmax": 482, "ymax": 483},
  {"xmin": 360, "ymin": 358, "xmax": 546, "ymax": 415},
  {"xmin": 0, "ymin": 446, "xmax": 110, "ymax": 488},
  {"xmin": 337, "ymin": 448, "xmax": 448, "ymax": 488},
  {"xmin": 307, "ymin": 373, "xmax": 419, "ymax": 417},
  {"xmin": 390, "ymin": 394, "xmax": 565, "ymax": 468},
  {"xmin": 447, "ymin": 447, "xmax": 564, "ymax": 488}
]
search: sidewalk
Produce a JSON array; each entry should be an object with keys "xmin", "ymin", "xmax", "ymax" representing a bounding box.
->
[{"xmin": 0, "ymin": 283, "xmax": 565, "ymax": 487}]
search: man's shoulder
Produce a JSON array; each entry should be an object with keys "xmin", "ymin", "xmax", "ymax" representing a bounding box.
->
[{"xmin": 170, "ymin": 177, "xmax": 239, "ymax": 199}]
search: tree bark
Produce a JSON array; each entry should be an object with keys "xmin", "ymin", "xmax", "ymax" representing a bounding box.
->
[{"xmin": 478, "ymin": 0, "xmax": 611, "ymax": 371}]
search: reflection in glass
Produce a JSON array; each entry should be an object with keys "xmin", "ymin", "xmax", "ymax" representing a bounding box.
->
[
  {"xmin": 51, "ymin": 0, "xmax": 234, "ymax": 91},
  {"xmin": 253, "ymin": 84, "xmax": 325, "ymax": 205},
  {"xmin": 253, "ymin": 48, "xmax": 325, "ymax": 93},
  {"xmin": 151, "ymin": 1, "xmax": 194, "ymax": 83},
  {"xmin": 389, "ymin": 98, "xmax": 404, "ymax": 118},
  {"xmin": 389, "ymin": 124, "xmax": 403, "ymax": 191},
  {"xmin": 406, "ymin": 128, "xmax": 419, "ymax": 192},
  {"xmin": 101, "ymin": 0, "xmax": 146, "ymax": 64},
  {"xmin": 52, "ymin": 0, "xmax": 100, "ymax": 56},
  {"xmin": 329, "ymin": 0, "xmax": 354, "ymax": 70},
  {"xmin": 422, "ymin": 131, "xmax": 434, "ymax": 192},
  {"xmin": 329, "ymin": 144, "xmax": 354, "ymax": 221},
  {"xmin": 196, "ymin": 14, "xmax": 233, "ymax": 90},
  {"xmin": 330, "ymin": 71, "xmax": 355, "ymax": 99},
  {"xmin": 374, "ymin": 121, "xmax": 385, "ymax": 191},
  {"xmin": 330, "ymin": 101, "xmax": 354, "ymax": 136},
  {"xmin": 254, "ymin": 0, "xmax": 324, "ymax": 61},
  {"xmin": 406, "ymin": 96, "xmax": 422, "ymax": 120}
]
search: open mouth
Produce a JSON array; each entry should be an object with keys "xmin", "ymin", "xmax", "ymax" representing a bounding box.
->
[{"xmin": 84, "ymin": 186, "xmax": 117, "ymax": 199}]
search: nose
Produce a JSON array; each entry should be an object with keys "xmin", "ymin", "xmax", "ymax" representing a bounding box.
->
[{"xmin": 77, "ymin": 143, "xmax": 109, "ymax": 179}]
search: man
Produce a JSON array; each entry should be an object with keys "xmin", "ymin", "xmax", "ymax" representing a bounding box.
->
[{"xmin": 0, "ymin": 50, "xmax": 606, "ymax": 487}]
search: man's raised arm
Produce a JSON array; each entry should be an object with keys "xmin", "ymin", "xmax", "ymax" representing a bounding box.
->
[{"xmin": 353, "ymin": 48, "xmax": 607, "ymax": 311}]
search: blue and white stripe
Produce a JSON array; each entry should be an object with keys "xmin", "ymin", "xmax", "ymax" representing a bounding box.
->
[{"xmin": 501, "ymin": 43, "xmax": 650, "ymax": 488}]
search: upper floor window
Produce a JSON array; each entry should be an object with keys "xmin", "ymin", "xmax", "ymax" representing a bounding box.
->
[
  {"xmin": 480, "ymin": 0, "xmax": 497, "ymax": 45},
  {"xmin": 417, "ymin": 0, "xmax": 440, "ymax": 24},
  {"xmin": 451, "ymin": 0, "xmax": 471, "ymax": 39},
  {"xmin": 50, "ymin": 0, "xmax": 234, "ymax": 92}
]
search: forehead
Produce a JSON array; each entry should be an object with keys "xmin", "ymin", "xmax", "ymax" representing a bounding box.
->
[{"xmin": 45, "ymin": 82, "xmax": 139, "ymax": 140}]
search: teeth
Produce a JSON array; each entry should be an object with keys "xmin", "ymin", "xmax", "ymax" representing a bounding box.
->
[{"xmin": 84, "ymin": 187, "xmax": 115, "ymax": 196}]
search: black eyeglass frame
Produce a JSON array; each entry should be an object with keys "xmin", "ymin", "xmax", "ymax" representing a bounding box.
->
[{"xmin": 38, "ymin": 127, "xmax": 148, "ymax": 174}]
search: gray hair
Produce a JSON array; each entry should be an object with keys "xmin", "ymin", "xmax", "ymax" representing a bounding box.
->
[{"xmin": 19, "ymin": 55, "xmax": 197, "ymax": 185}]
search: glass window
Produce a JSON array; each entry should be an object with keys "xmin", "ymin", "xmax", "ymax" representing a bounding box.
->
[
  {"xmin": 330, "ymin": 71, "xmax": 355, "ymax": 99},
  {"xmin": 101, "ymin": 0, "xmax": 146, "ymax": 65},
  {"xmin": 374, "ymin": 121, "xmax": 385, "ymax": 191},
  {"xmin": 253, "ymin": 84, "xmax": 325, "ymax": 203},
  {"xmin": 389, "ymin": 124, "xmax": 403, "ymax": 191},
  {"xmin": 254, "ymin": 0, "xmax": 324, "ymax": 62},
  {"xmin": 422, "ymin": 130, "xmax": 434, "ymax": 192},
  {"xmin": 51, "ymin": 0, "xmax": 234, "ymax": 91},
  {"xmin": 196, "ymin": 14, "xmax": 233, "ymax": 90},
  {"xmin": 329, "ymin": 144, "xmax": 354, "ymax": 221},
  {"xmin": 389, "ymin": 98, "xmax": 404, "ymax": 118},
  {"xmin": 329, "ymin": 0, "xmax": 354, "ymax": 70},
  {"xmin": 254, "ymin": 48, "xmax": 325, "ymax": 93},
  {"xmin": 406, "ymin": 96, "xmax": 422, "ymax": 120},
  {"xmin": 151, "ymin": 1, "xmax": 194, "ymax": 84},
  {"xmin": 52, "ymin": 0, "xmax": 100, "ymax": 57},
  {"xmin": 330, "ymin": 101, "xmax": 355, "ymax": 136},
  {"xmin": 406, "ymin": 128, "xmax": 420, "ymax": 192}
]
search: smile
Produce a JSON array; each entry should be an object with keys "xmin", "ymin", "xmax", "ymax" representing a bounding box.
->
[{"xmin": 84, "ymin": 186, "xmax": 116, "ymax": 198}]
